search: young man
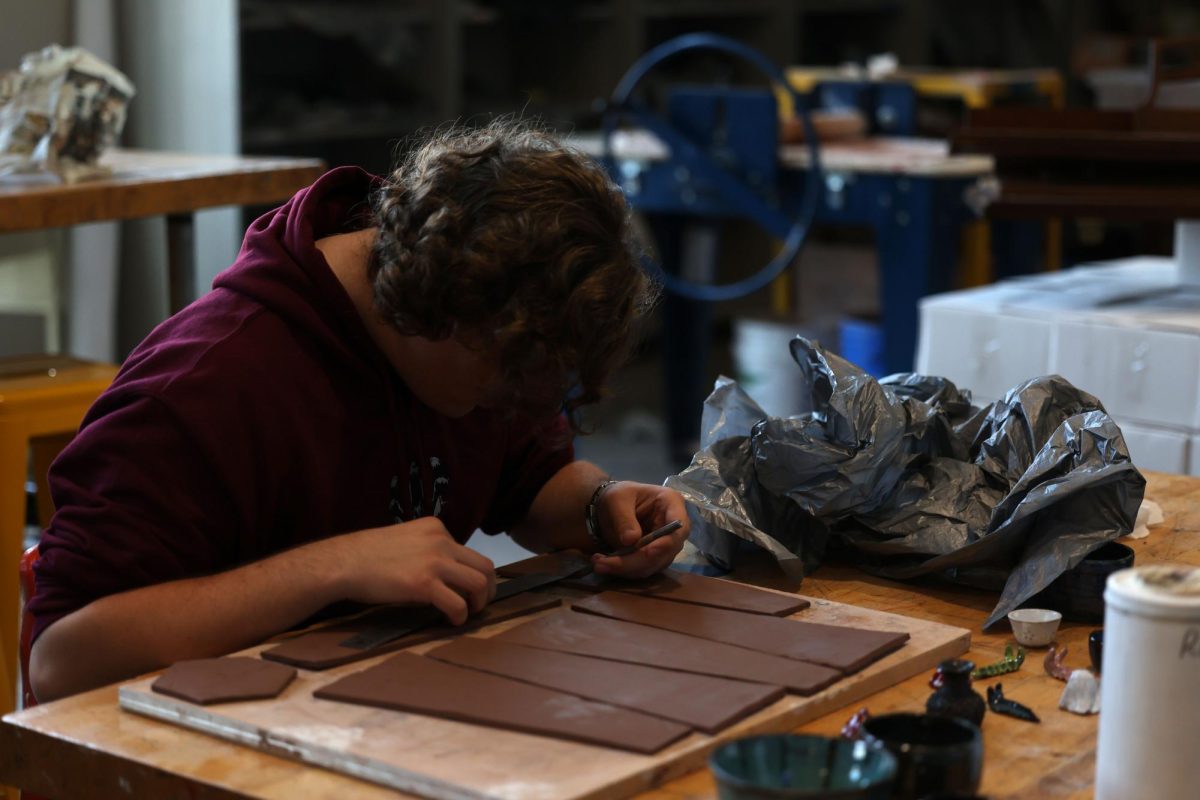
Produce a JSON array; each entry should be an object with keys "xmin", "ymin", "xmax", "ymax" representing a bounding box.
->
[{"xmin": 28, "ymin": 122, "xmax": 690, "ymax": 701}]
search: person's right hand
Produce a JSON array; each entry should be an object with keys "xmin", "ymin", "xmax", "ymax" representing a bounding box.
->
[{"xmin": 326, "ymin": 518, "xmax": 496, "ymax": 625}]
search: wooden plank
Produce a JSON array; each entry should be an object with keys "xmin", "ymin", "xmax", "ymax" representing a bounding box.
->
[
  {"xmin": 0, "ymin": 149, "xmax": 325, "ymax": 232},
  {"xmin": 567, "ymin": 132, "xmax": 994, "ymax": 177},
  {"xmin": 113, "ymin": 596, "xmax": 968, "ymax": 800},
  {"xmin": 988, "ymin": 181, "xmax": 1200, "ymax": 220}
]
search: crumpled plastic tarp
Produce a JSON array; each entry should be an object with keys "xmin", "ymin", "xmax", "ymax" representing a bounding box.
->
[
  {"xmin": 0, "ymin": 45, "xmax": 134, "ymax": 182},
  {"xmin": 667, "ymin": 337, "xmax": 1145, "ymax": 629}
]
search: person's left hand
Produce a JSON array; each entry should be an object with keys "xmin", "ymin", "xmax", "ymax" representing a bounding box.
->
[{"xmin": 590, "ymin": 481, "xmax": 690, "ymax": 579}]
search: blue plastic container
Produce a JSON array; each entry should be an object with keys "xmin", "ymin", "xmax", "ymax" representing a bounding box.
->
[{"xmin": 838, "ymin": 316, "xmax": 886, "ymax": 378}]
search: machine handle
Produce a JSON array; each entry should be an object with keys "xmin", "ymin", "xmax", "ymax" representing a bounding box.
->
[{"xmin": 603, "ymin": 32, "xmax": 823, "ymax": 303}]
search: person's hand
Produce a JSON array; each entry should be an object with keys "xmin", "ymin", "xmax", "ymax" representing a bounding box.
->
[
  {"xmin": 325, "ymin": 517, "xmax": 496, "ymax": 625},
  {"xmin": 590, "ymin": 482, "xmax": 690, "ymax": 579}
]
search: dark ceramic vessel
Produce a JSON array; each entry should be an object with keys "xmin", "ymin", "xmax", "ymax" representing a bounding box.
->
[
  {"xmin": 709, "ymin": 734, "xmax": 897, "ymax": 799},
  {"xmin": 861, "ymin": 713, "xmax": 983, "ymax": 800},
  {"xmin": 1088, "ymin": 630, "xmax": 1104, "ymax": 673},
  {"xmin": 926, "ymin": 660, "xmax": 986, "ymax": 728},
  {"xmin": 1047, "ymin": 542, "xmax": 1135, "ymax": 622}
]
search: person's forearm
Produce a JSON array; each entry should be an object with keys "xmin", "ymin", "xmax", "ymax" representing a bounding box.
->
[
  {"xmin": 30, "ymin": 536, "xmax": 350, "ymax": 702},
  {"xmin": 509, "ymin": 460, "xmax": 608, "ymax": 553}
]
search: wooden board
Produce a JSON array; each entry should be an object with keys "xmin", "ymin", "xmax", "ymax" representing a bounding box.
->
[{"xmin": 117, "ymin": 594, "xmax": 969, "ymax": 800}]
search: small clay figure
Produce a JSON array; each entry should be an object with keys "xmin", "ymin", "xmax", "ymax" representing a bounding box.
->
[
  {"xmin": 1059, "ymin": 670, "xmax": 1101, "ymax": 715},
  {"xmin": 926, "ymin": 660, "xmax": 986, "ymax": 727},
  {"xmin": 841, "ymin": 707, "xmax": 871, "ymax": 739},
  {"xmin": 986, "ymin": 683, "xmax": 1040, "ymax": 723},
  {"xmin": 1043, "ymin": 644, "xmax": 1073, "ymax": 682},
  {"xmin": 972, "ymin": 644, "xmax": 1025, "ymax": 679}
]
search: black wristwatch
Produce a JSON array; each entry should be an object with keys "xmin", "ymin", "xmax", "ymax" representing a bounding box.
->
[{"xmin": 584, "ymin": 479, "xmax": 619, "ymax": 553}]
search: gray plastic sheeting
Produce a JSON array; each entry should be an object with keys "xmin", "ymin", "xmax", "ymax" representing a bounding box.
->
[{"xmin": 667, "ymin": 337, "xmax": 1145, "ymax": 629}]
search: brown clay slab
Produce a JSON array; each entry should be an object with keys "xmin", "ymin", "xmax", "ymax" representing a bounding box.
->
[
  {"xmin": 616, "ymin": 570, "xmax": 809, "ymax": 616},
  {"xmin": 496, "ymin": 550, "xmax": 603, "ymax": 590},
  {"xmin": 573, "ymin": 592, "xmax": 909, "ymax": 674},
  {"xmin": 152, "ymin": 657, "xmax": 296, "ymax": 705},
  {"xmin": 499, "ymin": 553, "xmax": 811, "ymax": 615},
  {"xmin": 426, "ymin": 635, "xmax": 784, "ymax": 733},
  {"xmin": 493, "ymin": 609, "xmax": 841, "ymax": 695},
  {"xmin": 261, "ymin": 593, "xmax": 560, "ymax": 670},
  {"xmin": 314, "ymin": 652, "xmax": 691, "ymax": 754}
]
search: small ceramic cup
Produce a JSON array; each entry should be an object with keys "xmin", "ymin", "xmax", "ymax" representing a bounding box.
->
[
  {"xmin": 1049, "ymin": 541, "xmax": 1135, "ymax": 622},
  {"xmin": 709, "ymin": 734, "xmax": 897, "ymax": 799},
  {"xmin": 1007, "ymin": 608, "xmax": 1062, "ymax": 647}
]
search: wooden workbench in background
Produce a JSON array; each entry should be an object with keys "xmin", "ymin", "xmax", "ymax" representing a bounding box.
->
[
  {"xmin": 2, "ymin": 470, "xmax": 1195, "ymax": 799},
  {"xmin": 0, "ymin": 149, "xmax": 325, "ymax": 313}
]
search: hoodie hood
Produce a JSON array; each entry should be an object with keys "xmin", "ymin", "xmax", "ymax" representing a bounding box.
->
[{"xmin": 213, "ymin": 166, "xmax": 385, "ymax": 377}]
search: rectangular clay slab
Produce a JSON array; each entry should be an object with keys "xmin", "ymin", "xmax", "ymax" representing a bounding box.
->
[
  {"xmin": 261, "ymin": 593, "xmax": 560, "ymax": 670},
  {"xmin": 617, "ymin": 569, "xmax": 809, "ymax": 616},
  {"xmin": 496, "ymin": 550, "xmax": 600, "ymax": 590},
  {"xmin": 426, "ymin": 635, "xmax": 784, "ymax": 733},
  {"xmin": 314, "ymin": 652, "xmax": 692, "ymax": 754},
  {"xmin": 498, "ymin": 552, "xmax": 810, "ymax": 615},
  {"xmin": 573, "ymin": 592, "xmax": 909, "ymax": 674},
  {"xmin": 493, "ymin": 609, "xmax": 841, "ymax": 695}
]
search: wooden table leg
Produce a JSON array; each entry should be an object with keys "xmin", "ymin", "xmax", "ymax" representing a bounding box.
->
[
  {"xmin": 166, "ymin": 212, "xmax": 197, "ymax": 315},
  {"xmin": 877, "ymin": 177, "xmax": 966, "ymax": 373},
  {"xmin": 0, "ymin": 422, "xmax": 26, "ymax": 720}
]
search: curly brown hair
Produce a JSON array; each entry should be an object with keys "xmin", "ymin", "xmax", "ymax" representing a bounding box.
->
[{"xmin": 369, "ymin": 119, "xmax": 655, "ymax": 427}]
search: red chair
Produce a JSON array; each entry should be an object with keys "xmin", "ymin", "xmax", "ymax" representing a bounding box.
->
[{"xmin": 18, "ymin": 544, "xmax": 38, "ymax": 711}]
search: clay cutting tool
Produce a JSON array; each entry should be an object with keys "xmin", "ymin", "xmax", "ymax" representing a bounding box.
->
[{"xmin": 606, "ymin": 519, "xmax": 683, "ymax": 557}]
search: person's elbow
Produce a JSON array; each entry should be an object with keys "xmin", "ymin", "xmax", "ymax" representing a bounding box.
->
[
  {"xmin": 28, "ymin": 626, "xmax": 68, "ymax": 703},
  {"xmin": 28, "ymin": 614, "xmax": 97, "ymax": 703}
]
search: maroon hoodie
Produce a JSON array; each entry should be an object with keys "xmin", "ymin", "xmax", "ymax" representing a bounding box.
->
[{"xmin": 29, "ymin": 167, "xmax": 573, "ymax": 644}]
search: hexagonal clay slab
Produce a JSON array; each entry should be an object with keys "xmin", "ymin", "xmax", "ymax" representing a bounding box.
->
[{"xmin": 151, "ymin": 657, "xmax": 297, "ymax": 705}]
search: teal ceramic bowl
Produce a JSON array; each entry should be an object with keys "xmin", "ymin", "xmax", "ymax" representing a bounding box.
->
[{"xmin": 709, "ymin": 734, "xmax": 897, "ymax": 799}]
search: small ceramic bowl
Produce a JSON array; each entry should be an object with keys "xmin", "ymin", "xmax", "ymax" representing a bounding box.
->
[
  {"xmin": 709, "ymin": 734, "xmax": 897, "ymax": 799},
  {"xmin": 1007, "ymin": 608, "xmax": 1062, "ymax": 647}
]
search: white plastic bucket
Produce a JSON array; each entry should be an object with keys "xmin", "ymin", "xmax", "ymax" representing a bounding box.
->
[
  {"xmin": 732, "ymin": 318, "xmax": 812, "ymax": 418},
  {"xmin": 1095, "ymin": 566, "xmax": 1200, "ymax": 800}
]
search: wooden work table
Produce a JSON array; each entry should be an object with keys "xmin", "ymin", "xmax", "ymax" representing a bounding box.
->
[
  {"xmin": 2, "ymin": 470, "xmax": 1196, "ymax": 799},
  {"xmin": 0, "ymin": 149, "xmax": 325, "ymax": 313}
]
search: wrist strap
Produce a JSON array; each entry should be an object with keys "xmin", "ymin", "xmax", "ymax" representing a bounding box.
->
[{"xmin": 585, "ymin": 479, "xmax": 619, "ymax": 553}]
